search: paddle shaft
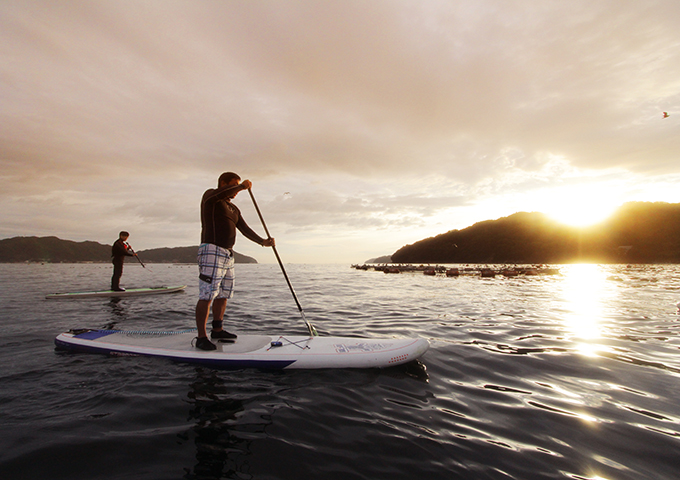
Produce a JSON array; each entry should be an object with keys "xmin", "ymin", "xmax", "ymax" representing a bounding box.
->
[
  {"xmin": 124, "ymin": 242, "xmax": 146, "ymax": 268},
  {"xmin": 248, "ymin": 188, "xmax": 318, "ymax": 336}
]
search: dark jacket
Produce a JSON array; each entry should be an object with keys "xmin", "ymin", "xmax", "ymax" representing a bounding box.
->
[{"xmin": 112, "ymin": 239, "xmax": 133, "ymax": 263}]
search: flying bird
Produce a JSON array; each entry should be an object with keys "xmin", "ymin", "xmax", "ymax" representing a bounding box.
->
[{"xmin": 663, "ymin": 112, "xmax": 669, "ymax": 118}]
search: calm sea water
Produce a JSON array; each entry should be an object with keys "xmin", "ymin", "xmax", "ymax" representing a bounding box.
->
[{"xmin": 1, "ymin": 262, "xmax": 679, "ymax": 480}]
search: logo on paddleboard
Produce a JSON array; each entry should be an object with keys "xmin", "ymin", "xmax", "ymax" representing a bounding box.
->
[{"xmin": 334, "ymin": 343, "xmax": 393, "ymax": 353}]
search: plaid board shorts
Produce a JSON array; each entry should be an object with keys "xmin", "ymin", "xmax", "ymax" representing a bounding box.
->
[{"xmin": 197, "ymin": 243, "xmax": 235, "ymax": 301}]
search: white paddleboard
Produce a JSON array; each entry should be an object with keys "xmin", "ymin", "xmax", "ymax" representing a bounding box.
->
[
  {"xmin": 54, "ymin": 329, "xmax": 429, "ymax": 369},
  {"xmin": 46, "ymin": 285, "xmax": 187, "ymax": 299}
]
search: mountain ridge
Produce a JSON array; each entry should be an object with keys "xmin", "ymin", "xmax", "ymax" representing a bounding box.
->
[{"xmin": 0, "ymin": 236, "xmax": 258, "ymax": 264}]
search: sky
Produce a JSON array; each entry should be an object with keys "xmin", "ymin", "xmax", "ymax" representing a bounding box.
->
[{"xmin": 1, "ymin": 0, "xmax": 679, "ymax": 264}]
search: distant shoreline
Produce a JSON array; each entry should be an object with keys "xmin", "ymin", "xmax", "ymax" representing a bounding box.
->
[{"xmin": 0, "ymin": 236, "xmax": 258, "ymax": 264}]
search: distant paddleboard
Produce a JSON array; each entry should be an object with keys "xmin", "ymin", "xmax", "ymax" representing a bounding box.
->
[
  {"xmin": 46, "ymin": 285, "xmax": 186, "ymax": 299},
  {"xmin": 54, "ymin": 328, "xmax": 429, "ymax": 369}
]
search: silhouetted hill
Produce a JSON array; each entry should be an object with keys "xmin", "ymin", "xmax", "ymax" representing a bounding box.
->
[
  {"xmin": 365, "ymin": 255, "xmax": 393, "ymax": 264},
  {"xmin": 139, "ymin": 246, "xmax": 257, "ymax": 264},
  {"xmin": 600, "ymin": 202, "xmax": 680, "ymax": 263},
  {"xmin": 0, "ymin": 237, "xmax": 258, "ymax": 264},
  {"xmin": 392, "ymin": 202, "xmax": 680, "ymax": 264},
  {"xmin": 0, "ymin": 236, "xmax": 110, "ymax": 263}
]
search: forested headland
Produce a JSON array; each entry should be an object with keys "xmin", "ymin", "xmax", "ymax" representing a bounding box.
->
[{"xmin": 391, "ymin": 202, "xmax": 680, "ymax": 264}]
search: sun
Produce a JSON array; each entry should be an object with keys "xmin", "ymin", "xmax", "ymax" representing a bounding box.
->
[
  {"xmin": 539, "ymin": 187, "xmax": 621, "ymax": 227},
  {"xmin": 545, "ymin": 199, "xmax": 618, "ymax": 227}
]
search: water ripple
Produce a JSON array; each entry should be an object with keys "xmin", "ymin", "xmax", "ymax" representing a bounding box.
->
[{"xmin": 1, "ymin": 263, "xmax": 680, "ymax": 479}]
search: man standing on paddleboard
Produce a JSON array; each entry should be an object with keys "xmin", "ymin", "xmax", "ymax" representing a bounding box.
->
[
  {"xmin": 111, "ymin": 231, "xmax": 136, "ymax": 291},
  {"xmin": 195, "ymin": 172, "xmax": 275, "ymax": 351}
]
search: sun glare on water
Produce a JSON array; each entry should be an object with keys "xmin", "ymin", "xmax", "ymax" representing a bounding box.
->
[{"xmin": 560, "ymin": 264, "xmax": 611, "ymax": 356}]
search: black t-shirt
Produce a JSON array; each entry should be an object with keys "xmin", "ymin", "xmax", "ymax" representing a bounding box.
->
[{"xmin": 200, "ymin": 185, "xmax": 264, "ymax": 250}]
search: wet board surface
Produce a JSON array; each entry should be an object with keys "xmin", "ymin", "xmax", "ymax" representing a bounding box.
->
[
  {"xmin": 54, "ymin": 329, "xmax": 429, "ymax": 370},
  {"xmin": 46, "ymin": 285, "xmax": 186, "ymax": 299}
]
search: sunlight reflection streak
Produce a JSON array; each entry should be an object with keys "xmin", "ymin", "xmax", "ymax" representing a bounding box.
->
[{"xmin": 560, "ymin": 265, "xmax": 610, "ymax": 356}]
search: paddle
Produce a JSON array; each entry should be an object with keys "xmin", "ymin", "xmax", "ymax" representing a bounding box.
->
[
  {"xmin": 248, "ymin": 188, "xmax": 319, "ymax": 337},
  {"xmin": 124, "ymin": 242, "xmax": 147, "ymax": 269}
]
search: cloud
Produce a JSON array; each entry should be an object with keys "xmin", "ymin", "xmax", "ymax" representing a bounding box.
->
[{"xmin": 1, "ymin": 0, "xmax": 679, "ymax": 262}]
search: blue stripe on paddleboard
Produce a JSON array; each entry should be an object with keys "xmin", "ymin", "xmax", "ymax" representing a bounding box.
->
[
  {"xmin": 74, "ymin": 330, "xmax": 118, "ymax": 340},
  {"xmin": 54, "ymin": 338, "xmax": 297, "ymax": 370}
]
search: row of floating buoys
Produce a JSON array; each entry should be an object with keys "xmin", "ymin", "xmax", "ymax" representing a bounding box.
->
[
  {"xmin": 353, "ymin": 263, "xmax": 558, "ymax": 277},
  {"xmin": 481, "ymin": 268, "xmax": 495, "ymax": 277}
]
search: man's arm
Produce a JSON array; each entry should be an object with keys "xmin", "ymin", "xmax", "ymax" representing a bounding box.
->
[
  {"xmin": 235, "ymin": 216, "xmax": 267, "ymax": 245},
  {"xmin": 202, "ymin": 182, "xmax": 249, "ymax": 206},
  {"xmin": 235, "ymin": 215, "xmax": 275, "ymax": 247}
]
